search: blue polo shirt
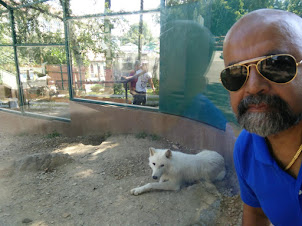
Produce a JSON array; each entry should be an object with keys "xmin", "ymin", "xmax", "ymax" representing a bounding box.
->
[{"xmin": 234, "ymin": 130, "xmax": 302, "ymax": 226}]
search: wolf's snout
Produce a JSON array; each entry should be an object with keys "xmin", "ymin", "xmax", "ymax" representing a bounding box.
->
[{"xmin": 152, "ymin": 176, "xmax": 158, "ymax": 180}]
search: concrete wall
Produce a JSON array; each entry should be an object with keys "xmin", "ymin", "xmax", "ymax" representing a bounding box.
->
[{"xmin": 0, "ymin": 101, "xmax": 236, "ymax": 167}]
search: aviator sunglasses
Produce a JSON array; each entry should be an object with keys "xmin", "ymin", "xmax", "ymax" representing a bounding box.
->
[{"xmin": 220, "ymin": 54, "xmax": 302, "ymax": 92}]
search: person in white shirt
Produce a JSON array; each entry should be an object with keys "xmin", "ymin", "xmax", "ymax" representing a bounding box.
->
[{"xmin": 132, "ymin": 61, "xmax": 155, "ymax": 105}]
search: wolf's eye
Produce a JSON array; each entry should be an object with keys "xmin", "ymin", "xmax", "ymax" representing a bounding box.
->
[
  {"xmin": 153, "ymin": 163, "xmax": 155, "ymax": 166},
  {"xmin": 160, "ymin": 164, "xmax": 164, "ymax": 167}
]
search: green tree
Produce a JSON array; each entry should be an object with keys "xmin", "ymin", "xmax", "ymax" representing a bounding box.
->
[
  {"xmin": 0, "ymin": 0, "xmax": 121, "ymax": 67},
  {"xmin": 242, "ymin": 0, "xmax": 275, "ymax": 12},
  {"xmin": 121, "ymin": 23, "xmax": 155, "ymax": 46},
  {"xmin": 163, "ymin": 0, "xmax": 244, "ymax": 36},
  {"xmin": 203, "ymin": 0, "xmax": 244, "ymax": 36},
  {"xmin": 287, "ymin": 0, "xmax": 302, "ymax": 16}
]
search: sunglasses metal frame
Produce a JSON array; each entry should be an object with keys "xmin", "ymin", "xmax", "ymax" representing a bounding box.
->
[{"xmin": 220, "ymin": 54, "xmax": 302, "ymax": 92}]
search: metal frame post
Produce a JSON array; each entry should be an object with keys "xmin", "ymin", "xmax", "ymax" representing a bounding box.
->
[
  {"xmin": 9, "ymin": 8, "xmax": 25, "ymax": 112},
  {"xmin": 62, "ymin": 0, "xmax": 74, "ymax": 99}
]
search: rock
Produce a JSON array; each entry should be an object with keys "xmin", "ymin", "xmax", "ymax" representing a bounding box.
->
[
  {"xmin": 197, "ymin": 200, "xmax": 221, "ymax": 225},
  {"xmin": 14, "ymin": 153, "xmax": 74, "ymax": 172},
  {"xmin": 22, "ymin": 218, "xmax": 33, "ymax": 223},
  {"xmin": 62, "ymin": 213, "xmax": 71, "ymax": 218},
  {"xmin": 172, "ymin": 144, "xmax": 179, "ymax": 150}
]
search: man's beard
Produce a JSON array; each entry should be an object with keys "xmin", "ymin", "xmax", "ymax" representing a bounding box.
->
[{"xmin": 237, "ymin": 94, "xmax": 302, "ymax": 137}]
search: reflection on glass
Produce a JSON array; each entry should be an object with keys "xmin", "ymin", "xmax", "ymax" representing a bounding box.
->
[
  {"xmin": 18, "ymin": 46, "xmax": 70, "ymax": 118},
  {"xmin": 69, "ymin": 12, "xmax": 160, "ymax": 108},
  {"xmin": 0, "ymin": 13, "xmax": 12, "ymax": 44},
  {"xmin": 0, "ymin": 47, "xmax": 20, "ymax": 110}
]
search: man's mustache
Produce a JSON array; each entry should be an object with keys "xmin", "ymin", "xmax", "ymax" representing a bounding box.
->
[{"xmin": 237, "ymin": 94, "xmax": 290, "ymax": 116}]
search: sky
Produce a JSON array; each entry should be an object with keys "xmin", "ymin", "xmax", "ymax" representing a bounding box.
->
[
  {"xmin": 69, "ymin": 0, "xmax": 161, "ymax": 37},
  {"xmin": 70, "ymin": 0, "xmax": 160, "ymax": 15}
]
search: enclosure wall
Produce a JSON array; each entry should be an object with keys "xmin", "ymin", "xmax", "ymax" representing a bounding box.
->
[{"xmin": 0, "ymin": 101, "xmax": 236, "ymax": 167}]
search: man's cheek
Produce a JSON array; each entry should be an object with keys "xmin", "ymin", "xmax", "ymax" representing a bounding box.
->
[{"xmin": 230, "ymin": 94, "xmax": 239, "ymax": 115}]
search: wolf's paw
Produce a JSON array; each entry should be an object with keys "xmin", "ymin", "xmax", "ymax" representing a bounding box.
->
[{"xmin": 130, "ymin": 187, "xmax": 143, "ymax": 196}]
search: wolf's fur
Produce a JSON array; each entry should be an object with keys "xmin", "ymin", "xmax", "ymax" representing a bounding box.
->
[{"xmin": 130, "ymin": 147, "xmax": 226, "ymax": 195}]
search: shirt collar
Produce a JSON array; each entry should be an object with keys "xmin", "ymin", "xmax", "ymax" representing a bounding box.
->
[{"xmin": 251, "ymin": 132, "xmax": 275, "ymax": 166}]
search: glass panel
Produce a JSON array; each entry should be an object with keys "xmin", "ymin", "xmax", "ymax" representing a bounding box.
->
[
  {"xmin": 160, "ymin": 0, "xmax": 293, "ymax": 133},
  {"xmin": 17, "ymin": 46, "xmax": 70, "ymax": 118},
  {"xmin": 69, "ymin": 0, "xmax": 105, "ymax": 16},
  {"xmin": 144, "ymin": 0, "xmax": 161, "ymax": 10},
  {"xmin": 14, "ymin": 4, "xmax": 64, "ymax": 44},
  {"xmin": 0, "ymin": 12, "xmax": 12, "ymax": 44},
  {"xmin": 0, "ymin": 47, "xmax": 20, "ymax": 110},
  {"xmin": 69, "ymin": 12, "xmax": 160, "ymax": 108},
  {"xmin": 111, "ymin": 0, "xmax": 140, "ymax": 12},
  {"xmin": 69, "ymin": 0, "xmax": 160, "ymax": 16},
  {"xmin": 159, "ymin": 1, "xmax": 233, "ymax": 131}
]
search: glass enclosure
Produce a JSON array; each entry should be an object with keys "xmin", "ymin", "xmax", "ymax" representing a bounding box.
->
[
  {"xmin": 0, "ymin": 46, "xmax": 19, "ymax": 110},
  {"xmin": 0, "ymin": 0, "xmax": 300, "ymax": 128},
  {"xmin": 18, "ymin": 46, "xmax": 70, "ymax": 118},
  {"xmin": 69, "ymin": 12, "xmax": 160, "ymax": 107}
]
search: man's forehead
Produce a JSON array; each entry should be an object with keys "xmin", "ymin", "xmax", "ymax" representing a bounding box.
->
[
  {"xmin": 224, "ymin": 22, "xmax": 296, "ymax": 66},
  {"xmin": 226, "ymin": 50, "xmax": 287, "ymax": 67}
]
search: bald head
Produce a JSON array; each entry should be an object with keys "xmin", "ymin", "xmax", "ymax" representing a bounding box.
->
[{"xmin": 223, "ymin": 9, "xmax": 302, "ymax": 66}]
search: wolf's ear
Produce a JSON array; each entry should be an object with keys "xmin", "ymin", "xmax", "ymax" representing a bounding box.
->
[
  {"xmin": 149, "ymin": 147, "xmax": 156, "ymax": 156},
  {"xmin": 165, "ymin": 149, "xmax": 172, "ymax": 159}
]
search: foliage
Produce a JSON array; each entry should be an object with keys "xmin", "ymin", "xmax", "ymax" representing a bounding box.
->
[
  {"xmin": 135, "ymin": 132, "xmax": 160, "ymax": 140},
  {"xmin": 150, "ymin": 134, "xmax": 161, "ymax": 141},
  {"xmin": 0, "ymin": 0, "xmax": 122, "ymax": 68},
  {"xmin": 102, "ymin": 131, "xmax": 112, "ymax": 140},
  {"xmin": 164, "ymin": 0, "xmax": 302, "ymax": 36},
  {"xmin": 46, "ymin": 130, "xmax": 61, "ymax": 139},
  {"xmin": 242, "ymin": 0, "xmax": 275, "ymax": 12},
  {"xmin": 90, "ymin": 84, "xmax": 105, "ymax": 93},
  {"xmin": 13, "ymin": 3, "xmax": 64, "ymax": 44},
  {"xmin": 287, "ymin": 0, "xmax": 302, "ymax": 16},
  {"xmin": 121, "ymin": 23, "xmax": 155, "ymax": 46},
  {"xmin": 68, "ymin": 17, "xmax": 121, "ymax": 67},
  {"xmin": 152, "ymin": 77, "xmax": 160, "ymax": 95},
  {"xmin": 0, "ymin": 47, "xmax": 15, "ymax": 73},
  {"xmin": 0, "ymin": 13, "xmax": 11, "ymax": 44},
  {"xmin": 204, "ymin": 0, "xmax": 244, "ymax": 36},
  {"xmin": 113, "ymin": 83, "xmax": 124, "ymax": 95},
  {"xmin": 135, "ymin": 132, "xmax": 148, "ymax": 139}
]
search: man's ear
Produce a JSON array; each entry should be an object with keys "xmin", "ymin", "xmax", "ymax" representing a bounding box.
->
[
  {"xmin": 149, "ymin": 147, "xmax": 156, "ymax": 156},
  {"xmin": 165, "ymin": 149, "xmax": 172, "ymax": 159}
]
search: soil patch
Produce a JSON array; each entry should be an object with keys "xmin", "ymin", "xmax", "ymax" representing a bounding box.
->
[{"xmin": 0, "ymin": 131, "xmax": 242, "ymax": 225}]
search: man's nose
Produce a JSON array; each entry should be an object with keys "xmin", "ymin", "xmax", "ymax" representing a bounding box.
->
[{"xmin": 245, "ymin": 65, "xmax": 270, "ymax": 95}]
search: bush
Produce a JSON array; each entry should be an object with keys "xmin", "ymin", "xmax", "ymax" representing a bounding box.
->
[
  {"xmin": 90, "ymin": 84, "xmax": 104, "ymax": 93},
  {"xmin": 136, "ymin": 132, "xmax": 148, "ymax": 139},
  {"xmin": 114, "ymin": 83, "xmax": 124, "ymax": 95},
  {"xmin": 152, "ymin": 77, "xmax": 159, "ymax": 95}
]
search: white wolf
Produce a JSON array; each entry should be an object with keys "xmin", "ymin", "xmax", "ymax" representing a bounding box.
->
[{"xmin": 131, "ymin": 147, "xmax": 226, "ymax": 195}]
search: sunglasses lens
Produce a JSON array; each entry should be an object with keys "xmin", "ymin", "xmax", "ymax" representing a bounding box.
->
[
  {"xmin": 221, "ymin": 66, "xmax": 248, "ymax": 91},
  {"xmin": 259, "ymin": 55, "xmax": 297, "ymax": 83}
]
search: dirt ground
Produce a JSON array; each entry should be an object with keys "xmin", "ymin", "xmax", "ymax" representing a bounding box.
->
[{"xmin": 0, "ymin": 131, "xmax": 242, "ymax": 226}]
